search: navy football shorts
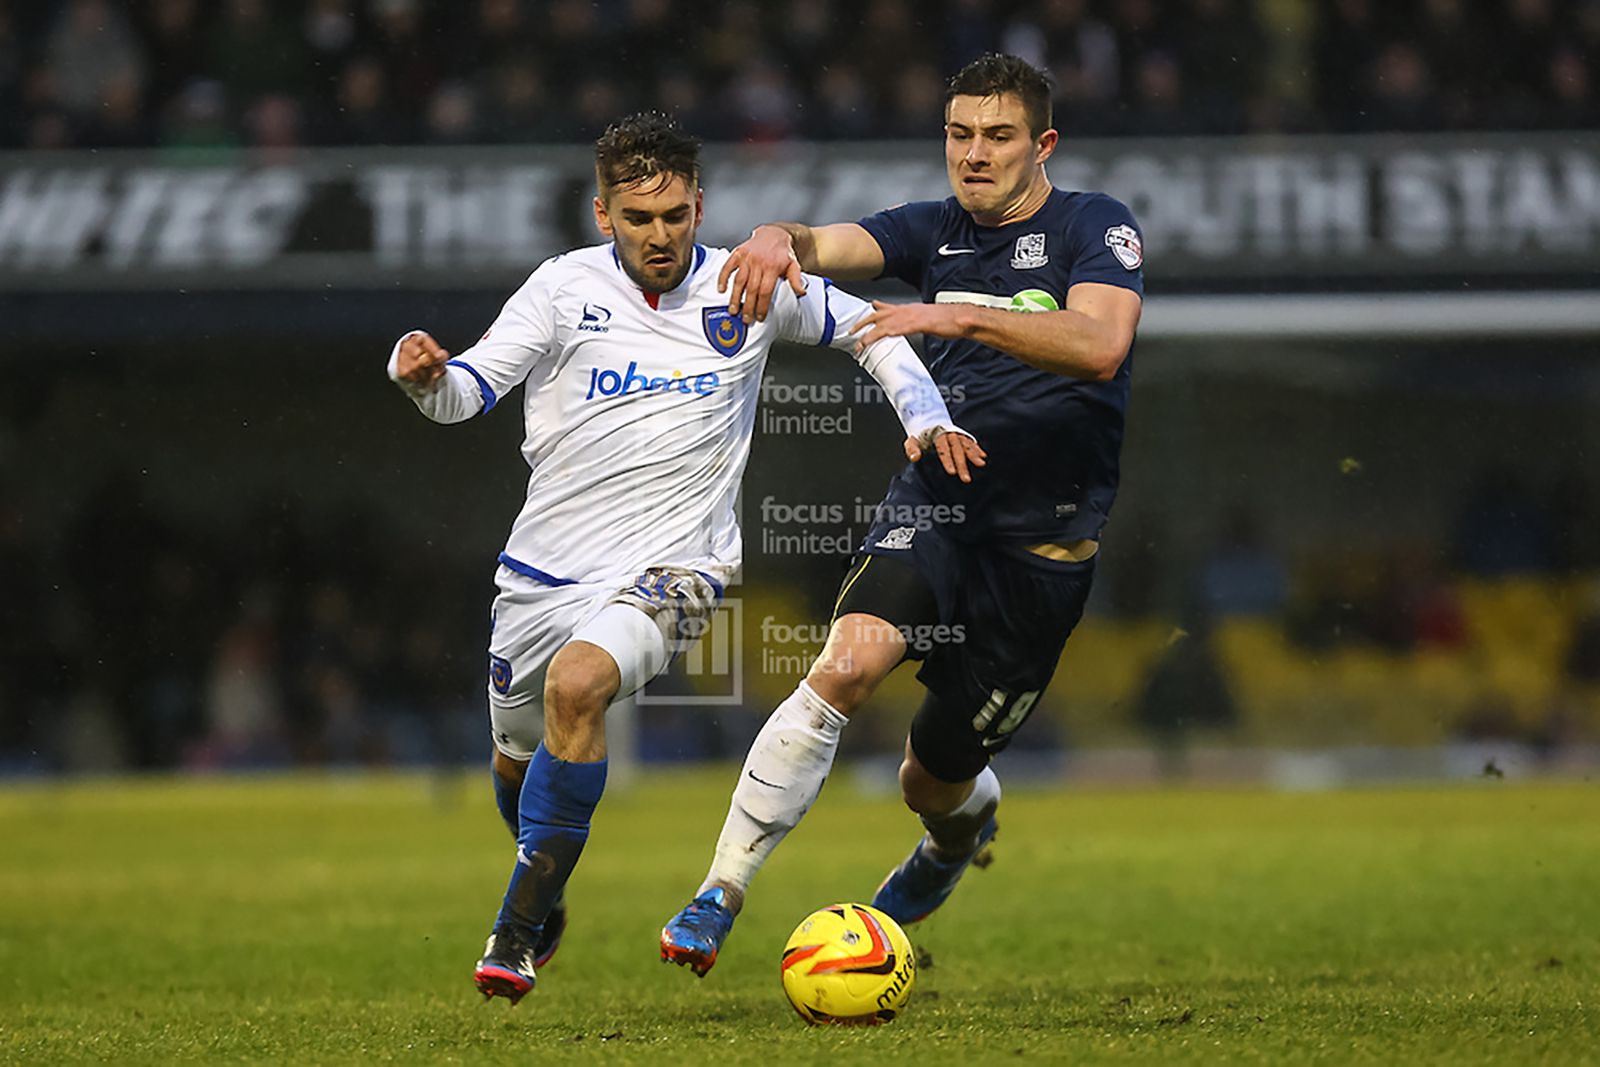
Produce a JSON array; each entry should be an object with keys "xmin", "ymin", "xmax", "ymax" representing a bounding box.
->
[{"xmin": 832, "ymin": 468, "xmax": 1096, "ymax": 782}]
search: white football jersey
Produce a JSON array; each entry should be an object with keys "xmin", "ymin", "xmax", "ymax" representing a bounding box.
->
[{"xmin": 390, "ymin": 242, "xmax": 954, "ymax": 590}]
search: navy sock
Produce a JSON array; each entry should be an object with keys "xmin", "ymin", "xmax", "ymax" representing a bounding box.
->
[
  {"xmin": 496, "ymin": 744, "xmax": 607, "ymax": 938},
  {"xmin": 492, "ymin": 768, "xmax": 520, "ymax": 838}
]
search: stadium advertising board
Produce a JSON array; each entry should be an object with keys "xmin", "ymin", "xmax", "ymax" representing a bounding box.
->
[{"xmin": 0, "ymin": 133, "xmax": 1595, "ymax": 291}]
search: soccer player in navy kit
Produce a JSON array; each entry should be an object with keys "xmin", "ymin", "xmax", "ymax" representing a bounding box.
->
[{"xmin": 661, "ymin": 54, "xmax": 1144, "ymax": 975}]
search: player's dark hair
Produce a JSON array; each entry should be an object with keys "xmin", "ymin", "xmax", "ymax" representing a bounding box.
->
[
  {"xmin": 594, "ymin": 111, "xmax": 701, "ymax": 197},
  {"xmin": 946, "ymin": 53, "xmax": 1054, "ymax": 139}
]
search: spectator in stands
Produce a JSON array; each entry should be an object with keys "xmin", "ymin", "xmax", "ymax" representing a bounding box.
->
[
  {"xmin": 205, "ymin": 0, "xmax": 309, "ymax": 112},
  {"xmin": 423, "ymin": 80, "xmax": 481, "ymax": 145},
  {"xmin": 1579, "ymin": 0, "xmax": 1600, "ymax": 58},
  {"xmin": 302, "ymin": 0, "xmax": 361, "ymax": 104},
  {"xmin": 1200, "ymin": 508, "xmax": 1290, "ymax": 618},
  {"xmin": 160, "ymin": 77, "xmax": 237, "ymax": 155},
  {"xmin": 656, "ymin": 69, "xmax": 726, "ymax": 143},
  {"xmin": 1542, "ymin": 48, "xmax": 1598, "ymax": 132},
  {"xmin": 484, "ymin": 60, "xmax": 562, "ymax": 145},
  {"xmin": 1497, "ymin": 0, "xmax": 1562, "ymax": 122},
  {"xmin": 540, "ymin": 0, "xmax": 607, "ymax": 89},
  {"xmin": 1358, "ymin": 42, "xmax": 1443, "ymax": 133},
  {"xmin": 323, "ymin": 54, "xmax": 410, "ymax": 146},
  {"xmin": 728, "ymin": 58, "xmax": 801, "ymax": 142},
  {"xmin": 1108, "ymin": 0, "xmax": 1170, "ymax": 97},
  {"xmin": 138, "ymin": 0, "xmax": 205, "ymax": 121},
  {"xmin": 369, "ymin": 0, "xmax": 438, "ymax": 115},
  {"xmin": 1178, "ymin": 0, "xmax": 1260, "ymax": 134},
  {"xmin": 882, "ymin": 62, "xmax": 945, "ymax": 137},
  {"xmin": 450, "ymin": 0, "xmax": 534, "ymax": 85},
  {"xmin": 1033, "ymin": 0, "xmax": 1121, "ymax": 137},
  {"xmin": 805, "ymin": 62, "xmax": 877, "ymax": 140},
  {"xmin": 245, "ymin": 93, "xmax": 304, "ymax": 157},
  {"xmin": 944, "ymin": 0, "xmax": 1002, "ymax": 71},
  {"xmin": 858, "ymin": 0, "xmax": 933, "ymax": 96},
  {"xmin": 1452, "ymin": 468, "xmax": 1557, "ymax": 577},
  {"xmin": 1136, "ymin": 603, "xmax": 1238, "ymax": 779},
  {"xmin": 617, "ymin": 0, "xmax": 682, "ymax": 98},
  {"xmin": 1313, "ymin": 0, "xmax": 1382, "ymax": 132},
  {"xmin": 46, "ymin": 0, "xmax": 144, "ymax": 131},
  {"xmin": 85, "ymin": 68, "xmax": 152, "ymax": 147},
  {"xmin": 1566, "ymin": 599, "xmax": 1600, "ymax": 687},
  {"xmin": 1418, "ymin": 0, "xmax": 1493, "ymax": 129},
  {"xmin": 198, "ymin": 594, "xmax": 290, "ymax": 769},
  {"xmin": 1402, "ymin": 554, "xmax": 1468, "ymax": 652},
  {"xmin": 568, "ymin": 76, "xmax": 625, "ymax": 140},
  {"xmin": 1125, "ymin": 50, "xmax": 1198, "ymax": 137}
]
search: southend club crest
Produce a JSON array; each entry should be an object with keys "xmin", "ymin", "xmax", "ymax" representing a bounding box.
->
[
  {"xmin": 1011, "ymin": 232, "xmax": 1048, "ymax": 269},
  {"xmin": 702, "ymin": 307, "xmax": 748, "ymax": 357}
]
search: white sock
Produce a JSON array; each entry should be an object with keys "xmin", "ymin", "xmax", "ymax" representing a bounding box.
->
[
  {"xmin": 699, "ymin": 682, "xmax": 848, "ymax": 901},
  {"xmin": 921, "ymin": 765, "xmax": 1001, "ymax": 858}
]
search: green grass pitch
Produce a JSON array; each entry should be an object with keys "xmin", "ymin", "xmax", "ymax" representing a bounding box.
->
[{"xmin": 1, "ymin": 771, "xmax": 1595, "ymax": 1064}]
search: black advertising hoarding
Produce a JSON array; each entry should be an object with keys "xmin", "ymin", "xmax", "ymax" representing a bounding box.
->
[{"xmin": 0, "ymin": 132, "xmax": 1596, "ymax": 292}]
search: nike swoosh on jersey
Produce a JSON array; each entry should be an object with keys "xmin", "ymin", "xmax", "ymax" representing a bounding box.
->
[{"xmin": 937, "ymin": 243, "xmax": 977, "ymax": 255}]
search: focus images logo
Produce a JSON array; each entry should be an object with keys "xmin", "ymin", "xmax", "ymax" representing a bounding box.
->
[
  {"xmin": 638, "ymin": 597, "xmax": 744, "ymax": 706},
  {"xmin": 755, "ymin": 493, "xmax": 967, "ymax": 558},
  {"xmin": 757, "ymin": 615, "xmax": 966, "ymax": 680},
  {"xmin": 757, "ymin": 371, "xmax": 969, "ymax": 438}
]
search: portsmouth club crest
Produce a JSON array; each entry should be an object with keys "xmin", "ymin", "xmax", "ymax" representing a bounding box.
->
[
  {"xmin": 1010, "ymin": 232, "xmax": 1048, "ymax": 269},
  {"xmin": 702, "ymin": 307, "xmax": 748, "ymax": 357},
  {"xmin": 489, "ymin": 653, "xmax": 512, "ymax": 696}
]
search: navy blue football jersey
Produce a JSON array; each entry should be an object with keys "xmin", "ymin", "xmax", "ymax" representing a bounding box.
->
[{"xmin": 858, "ymin": 188, "xmax": 1143, "ymax": 544}]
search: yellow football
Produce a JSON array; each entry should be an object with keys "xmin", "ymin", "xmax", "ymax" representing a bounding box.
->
[{"xmin": 779, "ymin": 903, "xmax": 916, "ymax": 1025}]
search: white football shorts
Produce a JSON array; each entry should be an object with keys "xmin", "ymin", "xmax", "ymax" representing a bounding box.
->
[{"xmin": 485, "ymin": 563, "xmax": 723, "ymax": 761}]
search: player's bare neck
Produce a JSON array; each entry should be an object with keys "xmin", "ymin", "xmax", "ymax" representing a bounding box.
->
[{"xmin": 972, "ymin": 174, "xmax": 1053, "ymax": 228}]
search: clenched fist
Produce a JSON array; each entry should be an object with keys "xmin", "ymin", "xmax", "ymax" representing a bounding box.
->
[{"xmin": 395, "ymin": 331, "xmax": 451, "ymax": 388}]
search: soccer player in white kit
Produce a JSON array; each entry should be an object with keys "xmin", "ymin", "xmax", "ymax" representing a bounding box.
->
[{"xmin": 387, "ymin": 113, "xmax": 984, "ymax": 1005}]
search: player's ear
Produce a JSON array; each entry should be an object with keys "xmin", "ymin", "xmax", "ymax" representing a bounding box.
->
[
  {"xmin": 1035, "ymin": 128, "xmax": 1059, "ymax": 165},
  {"xmin": 693, "ymin": 186, "xmax": 704, "ymax": 229},
  {"xmin": 592, "ymin": 194, "xmax": 614, "ymax": 237}
]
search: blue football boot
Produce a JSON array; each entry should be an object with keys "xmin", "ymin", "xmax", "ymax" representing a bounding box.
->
[
  {"xmin": 871, "ymin": 815, "xmax": 998, "ymax": 925},
  {"xmin": 659, "ymin": 887, "xmax": 736, "ymax": 977}
]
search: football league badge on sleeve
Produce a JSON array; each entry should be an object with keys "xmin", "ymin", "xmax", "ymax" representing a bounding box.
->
[
  {"xmin": 702, "ymin": 307, "xmax": 749, "ymax": 357},
  {"xmin": 1104, "ymin": 224, "xmax": 1143, "ymax": 270}
]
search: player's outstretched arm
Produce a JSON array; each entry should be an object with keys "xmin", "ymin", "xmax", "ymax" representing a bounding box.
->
[
  {"xmin": 719, "ymin": 222, "xmax": 885, "ymax": 324},
  {"xmin": 852, "ymin": 283, "xmax": 1143, "ymax": 382},
  {"xmin": 386, "ymin": 329, "xmax": 485, "ymax": 424}
]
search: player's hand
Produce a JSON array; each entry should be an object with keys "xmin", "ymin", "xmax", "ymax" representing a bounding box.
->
[
  {"xmin": 906, "ymin": 428, "xmax": 986, "ymax": 484},
  {"xmin": 719, "ymin": 224, "xmax": 805, "ymax": 325},
  {"xmin": 396, "ymin": 330, "xmax": 450, "ymax": 388},
  {"xmin": 852, "ymin": 300, "xmax": 965, "ymax": 350}
]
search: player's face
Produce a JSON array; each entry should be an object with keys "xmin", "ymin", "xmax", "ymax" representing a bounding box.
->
[
  {"xmin": 593, "ymin": 173, "xmax": 704, "ymax": 293},
  {"xmin": 943, "ymin": 93, "xmax": 1057, "ymax": 219}
]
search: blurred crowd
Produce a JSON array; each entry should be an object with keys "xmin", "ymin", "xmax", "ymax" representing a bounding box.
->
[
  {"xmin": 0, "ymin": 473, "xmax": 487, "ymax": 773},
  {"xmin": 0, "ymin": 0, "xmax": 1594, "ymax": 153},
  {"xmin": 3, "ymin": 461, "xmax": 1597, "ymax": 774}
]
